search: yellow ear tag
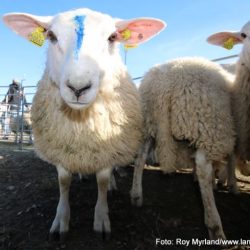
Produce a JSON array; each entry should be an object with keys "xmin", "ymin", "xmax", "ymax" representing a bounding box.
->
[
  {"xmin": 124, "ymin": 44, "xmax": 138, "ymax": 50},
  {"xmin": 121, "ymin": 29, "xmax": 132, "ymax": 40},
  {"xmin": 223, "ymin": 38, "xmax": 235, "ymax": 50},
  {"xmin": 28, "ymin": 27, "xmax": 45, "ymax": 47}
]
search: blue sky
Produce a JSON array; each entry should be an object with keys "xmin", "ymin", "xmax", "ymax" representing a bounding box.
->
[{"xmin": 0, "ymin": 0, "xmax": 249, "ymax": 101}]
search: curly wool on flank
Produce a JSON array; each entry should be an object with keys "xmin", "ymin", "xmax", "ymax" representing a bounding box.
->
[
  {"xmin": 131, "ymin": 57, "xmax": 236, "ymax": 241},
  {"xmin": 139, "ymin": 57, "xmax": 235, "ymax": 173}
]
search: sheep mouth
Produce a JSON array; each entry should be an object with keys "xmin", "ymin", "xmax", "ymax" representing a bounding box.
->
[
  {"xmin": 69, "ymin": 101, "xmax": 88, "ymax": 105},
  {"xmin": 60, "ymin": 101, "xmax": 91, "ymax": 122}
]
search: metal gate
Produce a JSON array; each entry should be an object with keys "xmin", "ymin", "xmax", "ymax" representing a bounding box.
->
[{"xmin": 0, "ymin": 82, "xmax": 36, "ymax": 149}]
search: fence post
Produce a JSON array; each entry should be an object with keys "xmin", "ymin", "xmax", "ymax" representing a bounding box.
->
[
  {"xmin": 19, "ymin": 81, "xmax": 25, "ymax": 150},
  {"xmin": 4, "ymin": 95, "xmax": 9, "ymax": 139}
]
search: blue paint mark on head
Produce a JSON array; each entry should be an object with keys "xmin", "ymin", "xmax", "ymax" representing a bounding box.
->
[{"xmin": 74, "ymin": 15, "xmax": 85, "ymax": 59}]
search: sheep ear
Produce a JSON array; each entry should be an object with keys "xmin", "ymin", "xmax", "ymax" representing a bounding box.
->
[
  {"xmin": 115, "ymin": 18, "xmax": 166, "ymax": 46},
  {"xmin": 207, "ymin": 31, "xmax": 243, "ymax": 49},
  {"xmin": 2, "ymin": 13, "xmax": 52, "ymax": 46}
]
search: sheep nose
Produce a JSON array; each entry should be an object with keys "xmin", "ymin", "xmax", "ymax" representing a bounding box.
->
[{"xmin": 67, "ymin": 83, "xmax": 92, "ymax": 98}]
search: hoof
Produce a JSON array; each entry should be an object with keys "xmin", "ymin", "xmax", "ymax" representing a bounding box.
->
[
  {"xmin": 95, "ymin": 231, "xmax": 103, "ymax": 241},
  {"xmin": 49, "ymin": 232, "xmax": 59, "ymax": 242},
  {"xmin": 208, "ymin": 225, "xmax": 226, "ymax": 241},
  {"xmin": 94, "ymin": 230, "xmax": 111, "ymax": 241},
  {"xmin": 60, "ymin": 232, "xmax": 68, "ymax": 243},
  {"xmin": 93, "ymin": 214, "xmax": 111, "ymax": 240},
  {"xmin": 104, "ymin": 231, "xmax": 111, "ymax": 241},
  {"xmin": 49, "ymin": 231, "xmax": 68, "ymax": 242}
]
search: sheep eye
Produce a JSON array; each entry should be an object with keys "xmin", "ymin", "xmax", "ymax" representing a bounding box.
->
[
  {"xmin": 241, "ymin": 33, "xmax": 247, "ymax": 39},
  {"xmin": 47, "ymin": 30, "xmax": 58, "ymax": 44},
  {"xmin": 108, "ymin": 32, "xmax": 118, "ymax": 43}
]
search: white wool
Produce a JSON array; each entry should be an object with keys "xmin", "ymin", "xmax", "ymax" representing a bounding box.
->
[
  {"xmin": 43, "ymin": 9, "xmax": 125, "ymax": 111},
  {"xmin": 3, "ymin": 7, "xmax": 166, "ymax": 238},
  {"xmin": 131, "ymin": 57, "xmax": 236, "ymax": 241}
]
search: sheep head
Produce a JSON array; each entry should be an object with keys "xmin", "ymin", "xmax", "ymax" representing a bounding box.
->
[
  {"xmin": 3, "ymin": 8, "xmax": 166, "ymax": 110},
  {"xmin": 207, "ymin": 21, "xmax": 250, "ymax": 66}
]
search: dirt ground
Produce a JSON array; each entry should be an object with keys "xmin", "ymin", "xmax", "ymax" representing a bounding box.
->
[{"xmin": 1, "ymin": 142, "xmax": 250, "ymax": 250}]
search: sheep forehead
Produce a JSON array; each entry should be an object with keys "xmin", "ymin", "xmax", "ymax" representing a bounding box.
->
[
  {"xmin": 241, "ymin": 21, "xmax": 250, "ymax": 34},
  {"xmin": 51, "ymin": 8, "xmax": 116, "ymax": 39}
]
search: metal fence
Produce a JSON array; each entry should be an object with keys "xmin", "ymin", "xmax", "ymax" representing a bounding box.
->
[
  {"xmin": 0, "ymin": 83, "xmax": 36, "ymax": 149},
  {"xmin": 134, "ymin": 54, "xmax": 239, "ymax": 81}
]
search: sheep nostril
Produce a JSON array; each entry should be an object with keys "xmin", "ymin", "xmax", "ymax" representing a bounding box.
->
[
  {"xmin": 78, "ymin": 83, "xmax": 92, "ymax": 94},
  {"xmin": 67, "ymin": 83, "xmax": 92, "ymax": 98},
  {"xmin": 67, "ymin": 84, "xmax": 76, "ymax": 92}
]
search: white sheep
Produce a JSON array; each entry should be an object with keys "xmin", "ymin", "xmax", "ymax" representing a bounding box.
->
[
  {"xmin": 207, "ymin": 22, "xmax": 250, "ymax": 176},
  {"xmin": 221, "ymin": 63, "xmax": 236, "ymax": 74},
  {"xmin": 130, "ymin": 57, "xmax": 236, "ymax": 240},
  {"xmin": 3, "ymin": 8, "xmax": 165, "ymax": 240},
  {"xmin": 10, "ymin": 111, "xmax": 33, "ymax": 143}
]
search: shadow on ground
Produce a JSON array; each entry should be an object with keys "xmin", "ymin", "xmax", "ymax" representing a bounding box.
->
[{"xmin": 1, "ymin": 142, "xmax": 250, "ymax": 250}]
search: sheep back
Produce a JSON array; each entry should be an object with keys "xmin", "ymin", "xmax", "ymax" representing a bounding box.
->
[
  {"xmin": 31, "ymin": 71, "xmax": 143, "ymax": 174},
  {"xmin": 139, "ymin": 57, "xmax": 235, "ymax": 173}
]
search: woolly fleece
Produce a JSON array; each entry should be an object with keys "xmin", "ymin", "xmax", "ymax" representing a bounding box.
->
[
  {"xmin": 139, "ymin": 57, "xmax": 235, "ymax": 173},
  {"xmin": 31, "ymin": 70, "xmax": 143, "ymax": 174},
  {"xmin": 232, "ymin": 62, "xmax": 250, "ymax": 160}
]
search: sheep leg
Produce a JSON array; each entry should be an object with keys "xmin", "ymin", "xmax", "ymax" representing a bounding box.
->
[
  {"xmin": 196, "ymin": 162, "xmax": 217, "ymax": 190},
  {"xmin": 78, "ymin": 173, "xmax": 89, "ymax": 181},
  {"xmin": 130, "ymin": 138, "xmax": 153, "ymax": 207},
  {"xmin": 94, "ymin": 168, "xmax": 112, "ymax": 237},
  {"xmin": 226, "ymin": 154, "xmax": 238, "ymax": 194},
  {"xmin": 28, "ymin": 134, "xmax": 33, "ymax": 144},
  {"xmin": 50, "ymin": 166, "xmax": 72, "ymax": 242},
  {"xmin": 195, "ymin": 150, "xmax": 226, "ymax": 240},
  {"xmin": 108, "ymin": 170, "xmax": 117, "ymax": 191},
  {"xmin": 193, "ymin": 164, "xmax": 198, "ymax": 182},
  {"xmin": 237, "ymin": 158, "xmax": 250, "ymax": 176},
  {"xmin": 114, "ymin": 166, "xmax": 128, "ymax": 177},
  {"xmin": 212, "ymin": 167, "xmax": 218, "ymax": 191}
]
